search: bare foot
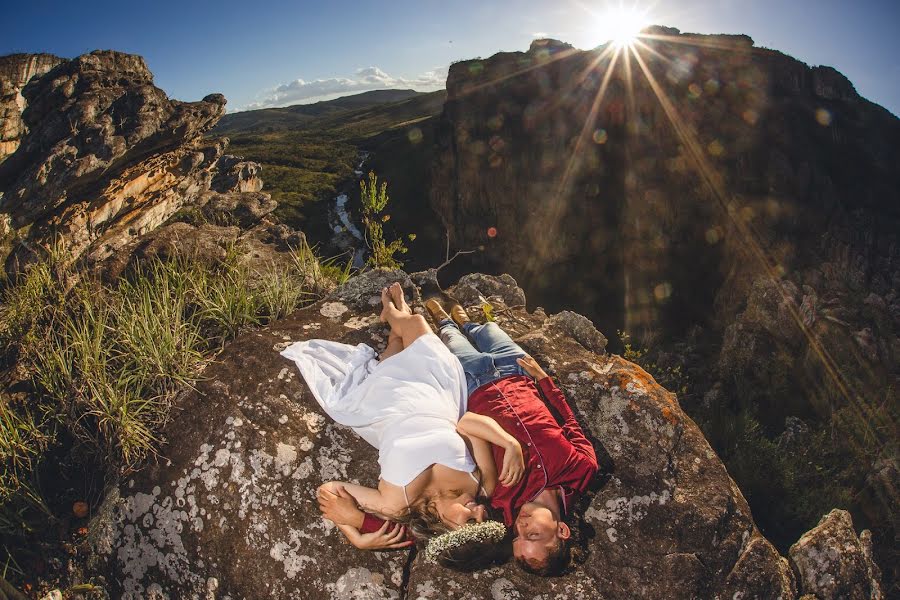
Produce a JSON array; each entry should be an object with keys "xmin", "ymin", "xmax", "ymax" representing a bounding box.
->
[
  {"xmin": 389, "ymin": 282, "xmax": 412, "ymax": 315},
  {"xmin": 379, "ymin": 287, "xmax": 395, "ymax": 322}
]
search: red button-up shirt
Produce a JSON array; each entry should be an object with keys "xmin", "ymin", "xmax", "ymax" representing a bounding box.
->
[
  {"xmin": 468, "ymin": 375, "xmax": 598, "ymax": 525},
  {"xmin": 359, "ymin": 375, "xmax": 598, "ymax": 533}
]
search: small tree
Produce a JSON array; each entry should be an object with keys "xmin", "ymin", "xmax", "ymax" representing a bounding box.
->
[{"xmin": 360, "ymin": 171, "xmax": 407, "ymax": 269}]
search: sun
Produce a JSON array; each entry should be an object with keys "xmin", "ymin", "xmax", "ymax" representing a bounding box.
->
[{"xmin": 595, "ymin": 6, "xmax": 650, "ymax": 48}]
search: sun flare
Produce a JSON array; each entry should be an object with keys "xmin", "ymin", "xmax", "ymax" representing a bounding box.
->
[{"xmin": 596, "ymin": 6, "xmax": 649, "ymax": 48}]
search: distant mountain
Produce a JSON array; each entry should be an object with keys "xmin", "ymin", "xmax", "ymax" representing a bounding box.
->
[
  {"xmin": 203, "ymin": 89, "xmax": 446, "ymax": 230},
  {"xmin": 213, "ymin": 89, "xmax": 428, "ymax": 134}
]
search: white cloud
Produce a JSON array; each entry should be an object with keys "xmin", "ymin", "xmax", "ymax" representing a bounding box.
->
[{"xmin": 239, "ymin": 65, "xmax": 448, "ymax": 111}]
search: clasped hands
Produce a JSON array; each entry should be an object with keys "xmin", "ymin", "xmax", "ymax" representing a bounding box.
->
[{"xmin": 317, "ymin": 483, "xmax": 413, "ymax": 550}]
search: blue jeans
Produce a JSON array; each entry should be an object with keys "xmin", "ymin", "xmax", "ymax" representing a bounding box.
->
[{"xmin": 439, "ymin": 320, "xmax": 528, "ymax": 396}]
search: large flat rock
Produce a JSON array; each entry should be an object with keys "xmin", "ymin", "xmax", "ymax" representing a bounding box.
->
[{"xmin": 89, "ymin": 271, "xmax": 797, "ymax": 598}]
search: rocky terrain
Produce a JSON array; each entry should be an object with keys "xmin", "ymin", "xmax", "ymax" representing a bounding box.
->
[
  {"xmin": 0, "ymin": 39, "xmax": 893, "ymax": 598},
  {"xmin": 0, "ymin": 51, "xmax": 274, "ymax": 278},
  {"xmin": 83, "ymin": 269, "xmax": 881, "ymax": 599},
  {"xmin": 0, "ymin": 53, "xmax": 63, "ymax": 162},
  {"xmin": 429, "ymin": 30, "xmax": 899, "ymax": 584}
]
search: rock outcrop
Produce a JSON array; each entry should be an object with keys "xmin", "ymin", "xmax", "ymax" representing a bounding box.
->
[
  {"xmin": 789, "ymin": 509, "xmax": 883, "ymax": 600},
  {"xmin": 428, "ymin": 29, "xmax": 899, "ymax": 582},
  {"xmin": 0, "ymin": 50, "xmax": 268, "ymax": 276},
  {"xmin": 78, "ymin": 269, "xmax": 879, "ymax": 599},
  {"xmin": 0, "ymin": 53, "xmax": 63, "ymax": 161}
]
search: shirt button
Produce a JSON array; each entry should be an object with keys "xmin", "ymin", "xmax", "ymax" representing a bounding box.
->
[
  {"xmin": 526, "ymin": 443, "xmax": 532, "ymax": 447},
  {"xmin": 537, "ymin": 464, "xmax": 543, "ymax": 469}
]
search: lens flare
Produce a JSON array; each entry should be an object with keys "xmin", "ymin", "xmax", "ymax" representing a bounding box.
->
[{"xmin": 595, "ymin": 6, "xmax": 649, "ymax": 48}]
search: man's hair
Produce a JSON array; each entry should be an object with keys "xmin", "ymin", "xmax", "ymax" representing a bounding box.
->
[{"xmin": 515, "ymin": 537, "xmax": 571, "ymax": 577}]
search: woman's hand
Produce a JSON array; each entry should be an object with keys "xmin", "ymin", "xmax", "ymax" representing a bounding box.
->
[
  {"xmin": 318, "ymin": 484, "xmax": 365, "ymax": 528},
  {"xmin": 517, "ymin": 355, "xmax": 548, "ymax": 380},
  {"xmin": 336, "ymin": 522, "xmax": 414, "ymax": 550},
  {"xmin": 499, "ymin": 439, "xmax": 525, "ymax": 487}
]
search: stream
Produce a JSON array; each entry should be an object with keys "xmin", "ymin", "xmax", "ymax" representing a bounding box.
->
[{"xmin": 327, "ymin": 152, "xmax": 370, "ymax": 268}]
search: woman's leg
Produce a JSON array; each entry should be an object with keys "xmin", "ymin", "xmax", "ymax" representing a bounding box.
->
[
  {"xmin": 379, "ymin": 285, "xmax": 431, "ymax": 349},
  {"xmin": 380, "ymin": 284, "xmax": 412, "ymax": 360},
  {"xmin": 379, "ymin": 331, "xmax": 405, "ymax": 360}
]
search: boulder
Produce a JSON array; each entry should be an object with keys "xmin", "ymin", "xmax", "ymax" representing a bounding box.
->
[
  {"xmin": 789, "ymin": 509, "xmax": 883, "ymax": 600},
  {"xmin": 87, "ymin": 272, "xmax": 818, "ymax": 599},
  {"xmin": 0, "ymin": 51, "xmax": 264, "ymax": 277},
  {"xmin": 199, "ymin": 190, "xmax": 277, "ymax": 228},
  {"xmin": 102, "ymin": 218, "xmax": 317, "ymax": 289}
]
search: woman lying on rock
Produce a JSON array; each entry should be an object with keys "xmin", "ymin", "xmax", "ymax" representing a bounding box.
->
[
  {"xmin": 298, "ymin": 283, "xmax": 598, "ymax": 576},
  {"xmin": 281, "ymin": 282, "xmax": 526, "ymax": 549}
]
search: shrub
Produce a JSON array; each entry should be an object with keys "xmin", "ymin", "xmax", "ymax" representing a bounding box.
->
[{"xmin": 359, "ymin": 171, "xmax": 407, "ymax": 269}]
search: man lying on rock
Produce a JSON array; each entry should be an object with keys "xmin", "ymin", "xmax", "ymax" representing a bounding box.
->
[
  {"xmin": 282, "ymin": 282, "xmax": 527, "ymax": 556},
  {"xmin": 310, "ymin": 283, "xmax": 599, "ymax": 576}
]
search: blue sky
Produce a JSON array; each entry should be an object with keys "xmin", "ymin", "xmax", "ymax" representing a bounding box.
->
[{"xmin": 5, "ymin": 0, "xmax": 899, "ymax": 115}]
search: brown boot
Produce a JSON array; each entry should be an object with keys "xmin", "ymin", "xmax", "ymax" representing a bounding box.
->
[
  {"xmin": 424, "ymin": 298, "xmax": 450, "ymax": 325},
  {"xmin": 449, "ymin": 304, "xmax": 470, "ymax": 327}
]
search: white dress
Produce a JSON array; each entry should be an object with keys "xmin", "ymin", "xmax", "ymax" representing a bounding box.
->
[{"xmin": 280, "ymin": 333, "xmax": 475, "ymax": 487}]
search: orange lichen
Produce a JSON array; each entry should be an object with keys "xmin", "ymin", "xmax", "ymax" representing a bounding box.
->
[{"xmin": 661, "ymin": 406, "xmax": 679, "ymax": 425}]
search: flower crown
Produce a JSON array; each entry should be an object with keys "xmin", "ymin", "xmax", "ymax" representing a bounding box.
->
[{"xmin": 423, "ymin": 520, "xmax": 507, "ymax": 564}]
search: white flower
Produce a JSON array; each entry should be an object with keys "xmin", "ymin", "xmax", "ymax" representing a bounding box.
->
[{"xmin": 423, "ymin": 520, "xmax": 507, "ymax": 564}]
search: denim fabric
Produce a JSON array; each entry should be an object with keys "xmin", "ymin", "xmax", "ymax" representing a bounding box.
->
[{"xmin": 438, "ymin": 320, "xmax": 528, "ymax": 396}]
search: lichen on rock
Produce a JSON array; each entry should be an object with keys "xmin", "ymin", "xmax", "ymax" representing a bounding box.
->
[{"xmin": 79, "ymin": 270, "xmax": 878, "ymax": 599}]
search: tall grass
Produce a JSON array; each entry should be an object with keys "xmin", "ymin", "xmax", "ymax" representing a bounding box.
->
[{"xmin": 0, "ymin": 238, "xmax": 344, "ymax": 553}]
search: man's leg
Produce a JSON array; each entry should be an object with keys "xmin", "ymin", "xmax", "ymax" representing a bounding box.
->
[
  {"xmin": 463, "ymin": 321, "xmax": 528, "ymax": 379},
  {"xmin": 426, "ymin": 299, "xmax": 496, "ymax": 396},
  {"xmin": 438, "ymin": 320, "xmax": 496, "ymax": 396}
]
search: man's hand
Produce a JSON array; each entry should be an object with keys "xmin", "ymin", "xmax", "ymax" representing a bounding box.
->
[
  {"xmin": 499, "ymin": 439, "xmax": 525, "ymax": 487},
  {"xmin": 336, "ymin": 522, "xmax": 414, "ymax": 550},
  {"xmin": 517, "ymin": 355, "xmax": 548, "ymax": 380},
  {"xmin": 318, "ymin": 484, "xmax": 365, "ymax": 528}
]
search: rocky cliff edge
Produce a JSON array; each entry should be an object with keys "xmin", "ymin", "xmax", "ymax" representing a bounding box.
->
[{"xmin": 79, "ymin": 270, "xmax": 881, "ymax": 599}]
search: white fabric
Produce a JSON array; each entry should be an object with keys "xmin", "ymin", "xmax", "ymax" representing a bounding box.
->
[{"xmin": 280, "ymin": 333, "xmax": 475, "ymax": 486}]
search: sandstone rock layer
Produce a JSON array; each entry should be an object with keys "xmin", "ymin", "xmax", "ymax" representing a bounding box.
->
[{"xmin": 0, "ymin": 50, "xmax": 268, "ymax": 276}]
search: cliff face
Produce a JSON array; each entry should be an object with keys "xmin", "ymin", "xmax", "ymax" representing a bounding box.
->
[
  {"xmin": 0, "ymin": 50, "xmax": 266, "ymax": 275},
  {"xmin": 0, "ymin": 53, "xmax": 64, "ymax": 161},
  {"xmin": 432, "ymin": 33, "xmax": 899, "ymax": 339},
  {"xmin": 430, "ymin": 31, "xmax": 899, "ymax": 580}
]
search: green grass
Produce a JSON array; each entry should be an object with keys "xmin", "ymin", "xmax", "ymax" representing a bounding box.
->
[{"xmin": 0, "ymin": 238, "xmax": 347, "ymax": 568}]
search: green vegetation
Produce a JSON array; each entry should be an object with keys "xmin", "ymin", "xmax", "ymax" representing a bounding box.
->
[
  {"xmin": 226, "ymin": 133, "xmax": 358, "ymax": 224},
  {"xmin": 206, "ymin": 90, "xmax": 446, "ymax": 228},
  {"xmin": 359, "ymin": 171, "xmax": 408, "ymax": 269},
  {"xmin": 0, "ymin": 237, "xmax": 342, "ymax": 571},
  {"xmin": 617, "ymin": 329, "xmax": 895, "ymax": 557},
  {"xmin": 618, "ymin": 330, "xmax": 689, "ymax": 397}
]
